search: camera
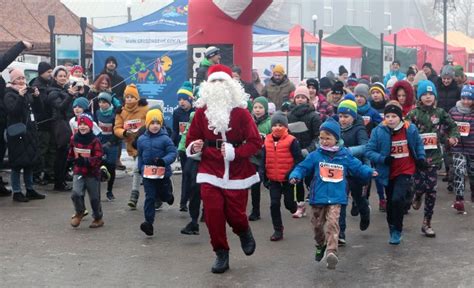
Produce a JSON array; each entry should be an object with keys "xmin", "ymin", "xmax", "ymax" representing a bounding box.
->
[
  {"xmin": 69, "ymin": 76, "xmax": 84, "ymax": 88},
  {"xmin": 26, "ymin": 86, "xmax": 35, "ymax": 94}
]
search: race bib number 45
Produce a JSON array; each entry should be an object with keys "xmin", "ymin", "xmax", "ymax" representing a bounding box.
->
[
  {"xmin": 319, "ymin": 163, "xmax": 344, "ymax": 183},
  {"xmin": 420, "ymin": 133, "xmax": 438, "ymax": 150},
  {"xmin": 456, "ymin": 122, "xmax": 470, "ymax": 137},
  {"xmin": 143, "ymin": 165, "xmax": 165, "ymax": 179},
  {"xmin": 391, "ymin": 140, "xmax": 409, "ymax": 158}
]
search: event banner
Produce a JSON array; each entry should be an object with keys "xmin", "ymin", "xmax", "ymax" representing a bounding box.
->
[
  {"xmin": 93, "ymin": 32, "xmax": 188, "ymax": 51},
  {"xmin": 253, "ymin": 34, "xmax": 289, "ymax": 53},
  {"xmin": 94, "ymin": 50, "xmax": 187, "ymax": 126},
  {"xmin": 187, "ymin": 44, "xmax": 234, "ymax": 84}
]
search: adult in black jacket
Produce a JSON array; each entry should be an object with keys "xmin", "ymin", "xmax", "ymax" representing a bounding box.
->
[
  {"xmin": 195, "ymin": 46, "xmax": 220, "ymax": 86},
  {"xmin": 231, "ymin": 65, "xmax": 259, "ymax": 100},
  {"xmin": 436, "ymin": 65, "xmax": 461, "ymax": 113},
  {"xmin": 0, "ymin": 41, "xmax": 32, "ymax": 196},
  {"xmin": 422, "ymin": 62, "xmax": 439, "ymax": 85},
  {"xmin": 46, "ymin": 66, "xmax": 79, "ymax": 191},
  {"xmin": 30, "ymin": 62, "xmax": 55, "ymax": 184},
  {"xmin": 97, "ymin": 56, "xmax": 126, "ymax": 103},
  {"xmin": 4, "ymin": 68, "xmax": 45, "ymax": 202}
]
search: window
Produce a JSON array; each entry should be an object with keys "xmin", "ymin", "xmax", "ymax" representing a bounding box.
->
[
  {"xmin": 363, "ymin": 0, "xmax": 371, "ymax": 29},
  {"xmin": 347, "ymin": 0, "xmax": 355, "ymax": 25},
  {"xmin": 324, "ymin": 0, "xmax": 333, "ymax": 27}
]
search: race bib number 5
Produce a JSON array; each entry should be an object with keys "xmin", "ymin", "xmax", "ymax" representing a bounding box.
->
[
  {"xmin": 319, "ymin": 163, "xmax": 344, "ymax": 183},
  {"xmin": 420, "ymin": 133, "xmax": 438, "ymax": 150},
  {"xmin": 143, "ymin": 165, "xmax": 165, "ymax": 179},
  {"xmin": 390, "ymin": 140, "xmax": 409, "ymax": 158},
  {"xmin": 456, "ymin": 122, "xmax": 470, "ymax": 137}
]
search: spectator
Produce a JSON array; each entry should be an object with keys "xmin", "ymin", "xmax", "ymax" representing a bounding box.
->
[
  {"xmin": 195, "ymin": 46, "xmax": 221, "ymax": 86},
  {"xmin": 261, "ymin": 64, "xmax": 295, "ymax": 110},
  {"xmin": 306, "ymin": 78, "xmax": 333, "ymax": 121},
  {"xmin": 422, "ymin": 62, "xmax": 439, "ymax": 84},
  {"xmin": 338, "ymin": 65, "xmax": 349, "ymax": 82},
  {"xmin": 97, "ymin": 56, "xmax": 126, "ymax": 103},
  {"xmin": 436, "ymin": 65, "xmax": 461, "ymax": 113},
  {"xmin": 252, "ymin": 69, "xmax": 264, "ymax": 95},
  {"xmin": 406, "ymin": 67, "xmax": 416, "ymax": 86},
  {"xmin": 231, "ymin": 65, "xmax": 259, "ymax": 100},
  {"xmin": 319, "ymin": 77, "xmax": 333, "ymax": 97},
  {"xmin": 454, "ymin": 65, "xmax": 468, "ymax": 88},
  {"xmin": 383, "ymin": 60, "xmax": 406, "ymax": 86}
]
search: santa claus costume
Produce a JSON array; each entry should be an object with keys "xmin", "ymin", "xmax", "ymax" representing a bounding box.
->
[{"xmin": 186, "ymin": 64, "xmax": 262, "ymax": 273}]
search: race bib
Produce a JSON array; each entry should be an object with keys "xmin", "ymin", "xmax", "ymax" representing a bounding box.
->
[
  {"xmin": 179, "ymin": 122, "xmax": 187, "ymax": 135},
  {"xmin": 362, "ymin": 116, "xmax": 371, "ymax": 126},
  {"xmin": 390, "ymin": 140, "xmax": 409, "ymax": 158},
  {"xmin": 143, "ymin": 165, "xmax": 165, "ymax": 179},
  {"xmin": 456, "ymin": 122, "xmax": 470, "ymax": 137},
  {"xmin": 98, "ymin": 121, "xmax": 113, "ymax": 135},
  {"xmin": 319, "ymin": 163, "xmax": 344, "ymax": 183},
  {"xmin": 420, "ymin": 133, "xmax": 438, "ymax": 150},
  {"xmin": 74, "ymin": 147, "xmax": 91, "ymax": 158},
  {"xmin": 124, "ymin": 119, "xmax": 142, "ymax": 133}
]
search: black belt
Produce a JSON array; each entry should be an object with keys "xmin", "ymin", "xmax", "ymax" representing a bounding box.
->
[{"xmin": 205, "ymin": 139, "xmax": 243, "ymax": 149}]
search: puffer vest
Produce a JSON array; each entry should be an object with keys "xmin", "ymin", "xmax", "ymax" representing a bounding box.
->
[{"xmin": 265, "ymin": 132, "xmax": 295, "ymax": 182}]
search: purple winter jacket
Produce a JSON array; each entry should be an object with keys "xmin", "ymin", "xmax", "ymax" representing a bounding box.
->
[{"xmin": 449, "ymin": 101, "xmax": 474, "ymax": 155}]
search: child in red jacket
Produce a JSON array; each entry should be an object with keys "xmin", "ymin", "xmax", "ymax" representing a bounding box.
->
[{"xmin": 68, "ymin": 114, "xmax": 104, "ymax": 229}]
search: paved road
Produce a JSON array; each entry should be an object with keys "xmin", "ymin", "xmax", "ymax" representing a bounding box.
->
[{"xmin": 1, "ymin": 169, "xmax": 473, "ymax": 287}]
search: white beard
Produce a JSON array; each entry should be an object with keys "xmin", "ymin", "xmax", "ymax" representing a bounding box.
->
[{"xmin": 195, "ymin": 79, "xmax": 249, "ymax": 135}]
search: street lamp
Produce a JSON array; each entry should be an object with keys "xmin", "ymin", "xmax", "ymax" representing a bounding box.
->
[
  {"xmin": 387, "ymin": 25, "xmax": 392, "ymax": 35},
  {"xmin": 126, "ymin": 0, "xmax": 132, "ymax": 22},
  {"xmin": 312, "ymin": 14, "xmax": 318, "ymax": 36}
]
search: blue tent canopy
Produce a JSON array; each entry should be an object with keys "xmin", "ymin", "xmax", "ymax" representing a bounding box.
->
[{"xmin": 97, "ymin": 0, "xmax": 188, "ymax": 33}]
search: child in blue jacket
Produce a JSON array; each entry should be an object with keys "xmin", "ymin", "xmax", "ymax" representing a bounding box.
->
[
  {"xmin": 137, "ymin": 109, "xmax": 177, "ymax": 236},
  {"xmin": 365, "ymin": 101, "xmax": 426, "ymax": 245},
  {"xmin": 289, "ymin": 118, "xmax": 377, "ymax": 270}
]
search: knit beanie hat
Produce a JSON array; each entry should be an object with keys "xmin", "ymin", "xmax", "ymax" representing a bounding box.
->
[
  {"xmin": 97, "ymin": 92, "xmax": 113, "ymax": 104},
  {"xmin": 253, "ymin": 96, "xmax": 269, "ymax": 114},
  {"xmin": 70, "ymin": 65, "xmax": 83, "ymax": 75},
  {"xmin": 370, "ymin": 82, "xmax": 386, "ymax": 98},
  {"xmin": 306, "ymin": 78, "xmax": 319, "ymax": 91},
  {"xmin": 124, "ymin": 84, "xmax": 140, "ymax": 100},
  {"xmin": 204, "ymin": 46, "xmax": 220, "ymax": 59},
  {"xmin": 406, "ymin": 67, "xmax": 416, "ymax": 77},
  {"xmin": 417, "ymin": 80, "xmax": 438, "ymax": 100},
  {"xmin": 461, "ymin": 85, "xmax": 474, "ymax": 100},
  {"xmin": 354, "ymin": 83, "xmax": 369, "ymax": 99},
  {"xmin": 177, "ymin": 81, "xmax": 194, "ymax": 103},
  {"xmin": 294, "ymin": 86, "xmax": 310, "ymax": 101},
  {"xmin": 413, "ymin": 71, "xmax": 428, "ymax": 86},
  {"xmin": 52, "ymin": 65, "xmax": 68, "ymax": 78},
  {"xmin": 332, "ymin": 81, "xmax": 345, "ymax": 94},
  {"xmin": 320, "ymin": 117, "xmax": 341, "ymax": 141},
  {"xmin": 347, "ymin": 73, "xmax": 358, "ymax": 87},
  {"xmin": 384, "ymin": 101, "xmax": 403, "ymax": 121},
  {"xmin": 272, "ymin": 64, "xmax": 285, "ymax": 75},
  {"xmin": 271, "ymin": 112, "xmax": 288, "ymax": 127},
  {"xmin": 386, "ymin": 76, "xmax": 398, "ymax": 89},
  {"xmin": 339, "ymin": 65, "xmax": 348, "ymax": 75},
  {"xmin": 37, "ymin": 62, "xmax": 53, "ymax": 76},
  {"xmin": 441, "ymin": 65, "xmax": 455, "ymax": 79},
  {"xmin": 320, "ymin": 77, "xmax": 333, "ymax": 91},
  {"xmin": 72, "ymin": 97, "xmax": 89, "ymax": 111},
  {"xmin": 77, "ymin": 113, "xmax": 94, "ymax": 130},
  {"xmin": 454, "ymin": 65, "xmax": 464, "ymax": 78},
  {"xmin": 145, "ymin": 109, "xmax": 164, "ymax": 128},
  {"xmin": 8, "ymin": 68, "xmax": 25, "ymax": 83},
  {"xmin": 337, "ymin": 94, "xmax": 358, "ymax": 119}
]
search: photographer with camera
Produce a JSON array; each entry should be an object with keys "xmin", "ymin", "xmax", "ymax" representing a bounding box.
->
[{"xmin": 4, "ymin": 68, "xmax": 45, "ymax": 202}]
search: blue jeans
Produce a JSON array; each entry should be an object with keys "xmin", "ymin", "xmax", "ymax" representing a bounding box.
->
[
  {"xmin": 386, "ymin": 174, "xmax": 412, "ymax": 231},
  {"xmin": 11, "ymin": 168, "xmax": 33, "ymax": 194},
  {"xmin": 143, "ymin": 177, "xmax": 172, "ymax": 224}
]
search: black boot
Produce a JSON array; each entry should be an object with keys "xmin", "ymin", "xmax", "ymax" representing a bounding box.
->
[
  {"xmin": 180, "ymin": 222, "xmax": 199, "ymax": 235},
  {"xmin": 13, "ymin": 192, "xmax": 29, "ymax": 202},
  {"xmin": 248, "ymin": 209, "xmax": 260, "ymax": 221},
  {"xmin": 239, "ymin": 228, "xmax": 256, "ymax": 256},
  {"xmin": 211, "ymin": 250, "xmax": 229, "ymax": 274},
  {"xmin": 350, "ymin": 201, "xmax": 359, "ymax": 216},
  {"xmin": 140, "ymin": 222, "xmax": 154, "ymax": 236},
  {"xmin": 26, "ymin": 189, "xmax": 46, "ymax": 200},
  {"xmin": 359, "ymin": 212, "xmax": 370, "ymax": 231}
]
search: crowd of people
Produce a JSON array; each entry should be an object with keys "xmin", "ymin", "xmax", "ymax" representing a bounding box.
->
[{"xmin": 0, "ymin": 43, "xmax": 473, "ymax": 273}]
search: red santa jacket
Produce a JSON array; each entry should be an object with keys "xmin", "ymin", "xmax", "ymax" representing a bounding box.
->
[{"xmin": 186, "ymin": 107, "xmax": 262, "ymax": 189}]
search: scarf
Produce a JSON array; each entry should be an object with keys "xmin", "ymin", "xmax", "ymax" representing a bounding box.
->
[
  {"xmin": 358, "ymin": 102, "xmax": 371, "ymax": 114},
  {"xmin": 456, "ymin": 100, "xmax": 472, "ymax": 114},
  {"xmin": 74, "ymin": 131, "xmax": 95, "ymax": 145},
  {"xmin": 272, "ymin": 127, "xmax": 288, "ymax": 138},
  {"xmin": 124, "ymin": 101, "xmax": 138, "ymax": 112},
  {"xmin": 100, "ymin": 105, "xmax": 114, "ymax": 117},
  {"xmin": 320, "ymin": 144, "xmax": 340, "ymax": 152},
  {"xmin": 370, "ymin": 100, "xmax": 386, "ymax": 111},
  {"xmin": 392, "ymin": 120, "xmax": 405, "ymax": 132},
  {"xmin": 254, "ymin": 114, "xmax": 269, "ymax": 126}
]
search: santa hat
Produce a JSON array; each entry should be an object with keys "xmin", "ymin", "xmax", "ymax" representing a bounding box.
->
[{"xmin": 207, "ymin": 64, "xmax": 232, "ymax": 82}]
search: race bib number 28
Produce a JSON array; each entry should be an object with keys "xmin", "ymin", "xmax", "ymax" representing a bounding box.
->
[
  {"xmin": 391, "ymin": 140, "xmax": 409, "ymax": 158},
  {"xmin": 319, "ymin": 163, "xmax": 344, "ymax": 183}
]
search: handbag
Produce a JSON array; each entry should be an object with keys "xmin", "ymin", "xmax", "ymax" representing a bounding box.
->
[{"xmin": 6, "ymin": 123, "xmax": 26, "ymax": 137}]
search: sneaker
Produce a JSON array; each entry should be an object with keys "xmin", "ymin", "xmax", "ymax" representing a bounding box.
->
[
  {"xmin": 338, "ymin": 231, "xmax": 346, "ymax": 247},
  {"xmin": 128, "ymin": 200, "xmax": 137, "ymax": 210},
  {"xmin": 71, "ymin": 213, "xmax": 84, "ymax": 227},
  {"xmin": 326, "ymin": 252, "xmax": 339, "ymax": 270},
  {"xmin": 315, "ymin": 245, "xmax": 326, "ymax": 262},
  {"xmin": 106, "ymin": 191, "xmax": 116, "ymax": 201},
  {"xmin": 379, "ymin": 199, "xmax": 386, "ymax": 212},
  {"xmin": 350, "ymin": 201, "xmax": 359, "ymax": 216},
  {"xmin": 100, "ymin": 166, "xmax": 111, "ymax": 182},
  {"xmin": 181, "ymin": 222, "xmax": 199, "ymax": 235},
  {"xmin": 89, "ymin": 219, "xmax": 104, "ymax": 228},
  {"xmin": 270, "ymin": 228, "xmax": 283, "ymax": 241},
  {"xmin": 179, "ymin": 204, "xmax": 188, "ymax": 212},
  {"xmin": 389, "ymin": 230, "xmax": 402, "ymax": 245},
  {"xmin": 412, "ymin": 195, "xmax": 422, "ymax": 210},
  {"xmin": 166, "ymin": 195, "xmax": 174, "ymax": 206},
  {"xmin": 140, "ymin": 221, "xmax": 154, "ymax": 236},
  {"xmin": 248, "ymin": 211, "xmax": 261, "ymax": 221},
  {"xmin": 26, "ymin": 189, "xmax": 46, "ymax": 200},
  {"xmin": 292, "ymin": 202, "xmax": 306, "ymax": 218},
  {"xmin": 452, "ymin": 200, "xmax": 465, "ymax": 213},
  {"xmin": 155, "ymin": 200, "xmax": 163, "ymax": 211},
  {"xmin": 83, "ymin": 210, "xmax": 89, "ymax": 217},
  {"xmin": 12, "ymin": 192, "xmax": 29, "ymax": 202},
  {"xmin": 421, "ymin": 218, "xmax": 436, "ymax": 238}
]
